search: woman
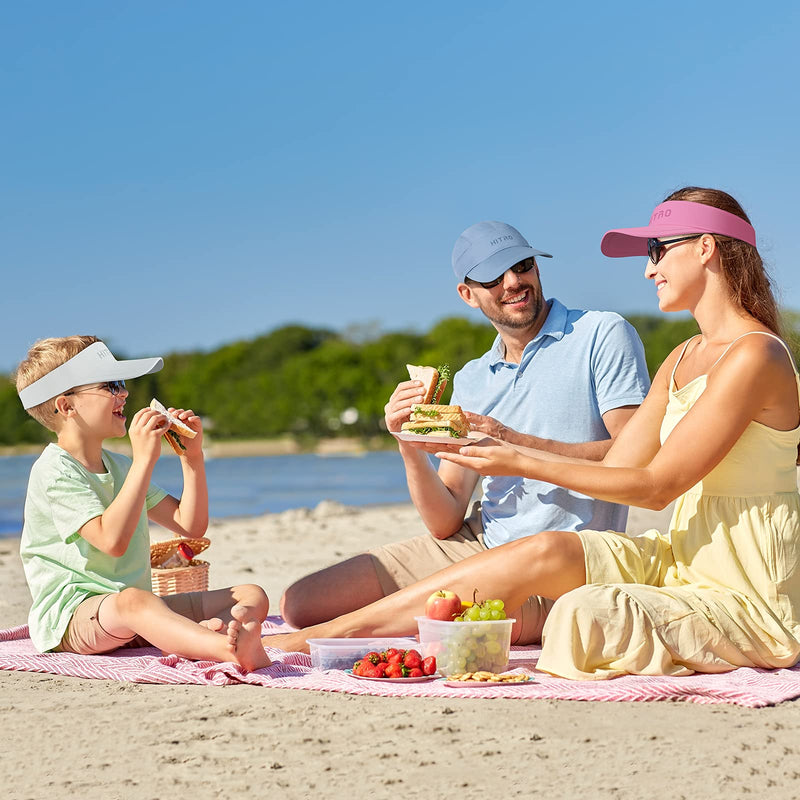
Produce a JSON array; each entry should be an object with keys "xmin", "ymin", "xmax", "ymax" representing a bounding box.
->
[{"xmin": 267, "ymin": 187, "xmax": 800, "ymax": 680}]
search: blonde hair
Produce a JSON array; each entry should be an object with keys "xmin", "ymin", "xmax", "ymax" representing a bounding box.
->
[{"xmin": 14, "ymin": 336, "xmax": 101, "ymax": 430}]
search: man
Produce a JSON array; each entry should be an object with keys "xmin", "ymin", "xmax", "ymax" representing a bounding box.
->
[{"xmin": 281, "ymin": 220, "xmax": 650, "ymax": 641}]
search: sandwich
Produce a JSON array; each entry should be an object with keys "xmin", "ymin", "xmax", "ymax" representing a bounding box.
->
[
  {"xmin": 149, "ymin": 398, "xmax": 198, "ymax": 454},
  {"xmin": 401, "ymin": 403, "xmax": 470, "ymax": 439},
  {"xmin": 400, "ymin": 364, "xmax": 469, "ymax": 439},
  {"xmin": 406, "ymin": 364, "xmax": 450, "ymax": 404}
]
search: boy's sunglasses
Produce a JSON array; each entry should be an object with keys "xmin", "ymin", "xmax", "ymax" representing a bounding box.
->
[
  {"xmin": 62, "ymin": 380, "xmax": 127, "ymax": 398},
  {"xmin": 466, "ymin": 257, "xmax": 536, "ymax": 289},
  {"xmin": 647, "ymin": 235, "xmax": 703, "ymax": 266}
]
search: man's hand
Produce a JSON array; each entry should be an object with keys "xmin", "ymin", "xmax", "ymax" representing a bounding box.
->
[
  {"xmin": 168, "ymin": 407, "xmax": 204, "ymax": 459},
  {"xmin": 384, "ymin": 379, "xmax": 427, "ymax": 433},
  {"xmin": 128, "ymin": 407, "xmax": 169, "ymax": 467},
  {"xmin": 463, "ymin": 411, "xmax": 509, "ymax": 440}
]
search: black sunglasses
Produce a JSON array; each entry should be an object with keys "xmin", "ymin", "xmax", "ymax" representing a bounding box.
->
[
  {"xmin": 466, "ymin": 257, "xmax": 536, "ymax": 289},
  {"xmin": 647, "ymin": 235, "xmax": 703, "ymax": 266},
  {"xmin": 63, "ymin": 380, "xmax": 127, "ymax": 398}
]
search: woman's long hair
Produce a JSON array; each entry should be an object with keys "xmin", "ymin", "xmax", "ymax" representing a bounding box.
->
[{"xmin": 665, "ymin": 187, "xmax": 782, "ymax": 336}]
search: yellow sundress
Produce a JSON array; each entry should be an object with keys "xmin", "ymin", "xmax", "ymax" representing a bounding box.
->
[{"xmin": 537, "ymin": 332, "xmax": 800, "ymax": 680}]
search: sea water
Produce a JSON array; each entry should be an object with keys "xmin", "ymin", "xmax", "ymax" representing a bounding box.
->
[{"xmin": 0, "ymin": 450, "xmax": 414, "ymax": 537}]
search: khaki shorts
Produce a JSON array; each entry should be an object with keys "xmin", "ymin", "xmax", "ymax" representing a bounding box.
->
[
  {"xmin": 368, "ymin": 502, "xmax": 554, "ymax": 645},
  {"xmin": 56, "ymin": 590, "xmax": 208, "ymax": 655}
]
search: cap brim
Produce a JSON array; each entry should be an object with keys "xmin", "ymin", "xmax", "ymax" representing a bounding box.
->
[
  {"xmin": 601, "ymin": 200, "xmax": 758, "ymax": 258},
  {"xmin": 463, "ymin": 245, "xmax": 552, "ymax": 283},
  {"xmin": 18, "ymin": 342, "xmax": 163, "ymax": 409}
]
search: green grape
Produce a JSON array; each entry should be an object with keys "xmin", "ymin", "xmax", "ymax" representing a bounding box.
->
[
  {"xmin": 478, "ymin": 606, "xmax": 492, "ymax": 620},
  {"xmin": 465, "ymin": 605, "xmax": 482, "ymax": 621},
  {"xmin": 488, "ymin": 599, "xmax": 505, "ymax": 611}
]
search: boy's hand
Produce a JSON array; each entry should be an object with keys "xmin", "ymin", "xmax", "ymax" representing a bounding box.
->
[
  {"xmin": 129, "ymin": 407, "xmax": 169, "ymax": 466},
  {"xmin": 168, "ymin": 408, "xmax": 204, "ymax": 459}
]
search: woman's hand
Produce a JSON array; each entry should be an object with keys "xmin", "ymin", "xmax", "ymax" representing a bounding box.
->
[{"xmin": 436, "ymin": 438, "xmax": 534, "ymax": 477}]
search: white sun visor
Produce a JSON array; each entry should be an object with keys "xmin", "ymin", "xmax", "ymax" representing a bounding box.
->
[{"xmin": 18, "ymin": 342, "xmax": 164, "ymax": 409}]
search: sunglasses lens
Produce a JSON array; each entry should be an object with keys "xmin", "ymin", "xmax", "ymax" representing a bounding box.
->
[{"xmin": 108, "ymin": 380, "xmax": 125, "ymax": 395}]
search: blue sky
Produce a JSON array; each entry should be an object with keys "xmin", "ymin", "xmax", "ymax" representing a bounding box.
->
[{"xmin": 2, "ymin": 2, "xmax": 798, "ymax": 372}]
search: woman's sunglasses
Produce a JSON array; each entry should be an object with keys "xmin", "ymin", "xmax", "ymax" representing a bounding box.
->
[
  {"xmin": 62, "ymin": 380, "xmax": 127, "ymax": 398},
  {"xmin": 647, "ymin": 235, "xmax": 703, "ymax": 266},
  {"xmin": 466, "ymin": 257, "xmax": 536, "ymax": 289}
]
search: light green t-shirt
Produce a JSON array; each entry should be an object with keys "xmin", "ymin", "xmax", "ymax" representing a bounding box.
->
[{"xmin": 20, "ymin": 443, "xmax": 168, "ymax": 652}]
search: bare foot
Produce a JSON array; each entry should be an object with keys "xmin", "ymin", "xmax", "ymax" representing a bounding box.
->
[
  {"xmin": 229, "ymin": 605, "xmax": 271, "ymax": 671},
  {"xmin": 199, "ymin": 617, "xmax": 225, "ymax": 632},
  {"xmin": 262, "ymin": 630, "xmax": 311, "ymax": 654}
]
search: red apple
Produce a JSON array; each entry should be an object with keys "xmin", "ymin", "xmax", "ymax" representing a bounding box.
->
[{"xmin": 425, "ymin": 589, "xmax": 462, "ymax": 621}]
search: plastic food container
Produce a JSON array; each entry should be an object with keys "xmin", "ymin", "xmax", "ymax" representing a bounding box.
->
[
  {"xmin": 415, "ymin": 616, "xmax": 514, "ymax": 676},
  {"xmin": 307, "ymin": 637, "xmax": 419, "ymax": 670}
]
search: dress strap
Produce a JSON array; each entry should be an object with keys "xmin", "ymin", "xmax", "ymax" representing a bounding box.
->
[
  {"xmin": 709, "ymin": 331, "xmax": 799, "ymax": 377},
  {"xmin": 670, "ymin": 335, "xmax": 701, "ymax": 388}
]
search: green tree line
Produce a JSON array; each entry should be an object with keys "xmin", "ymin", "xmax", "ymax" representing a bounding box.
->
[{"xmin": 2, "ymin": 313, "xmax": 799, "ymax": 447}]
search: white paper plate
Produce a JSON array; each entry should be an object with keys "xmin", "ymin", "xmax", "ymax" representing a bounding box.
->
[{"xmin": 391, "ymin": 431, "xmax": 484, "ymax": 446}]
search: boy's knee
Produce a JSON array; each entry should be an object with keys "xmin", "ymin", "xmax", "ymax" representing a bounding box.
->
[
  {"xmin": 116, "ymin": 586, "xmax": 153, "ymax": 614},
  {"xmin": 237, "ymin": 584, "xmax": 270, "ymax": 615}
]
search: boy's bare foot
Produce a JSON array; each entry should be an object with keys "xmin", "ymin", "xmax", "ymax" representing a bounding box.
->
[
  {"xmin": 262, "ymin": 630, "xmax": 311, "ymax": 654},
  {"xmin": 228, "ymin": 605, "xmax": 271, "ymax": 671}
]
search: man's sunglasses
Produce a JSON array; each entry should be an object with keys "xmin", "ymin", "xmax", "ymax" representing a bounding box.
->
[
  {"xmin": 466, "ymin": 257, "xmax": 536, "ymax": 289},
  {"xmin": 62, "ymin": 380, "xmax": 127, "ymax": 398},
  {"xmin": 647, "ymin": 235, "xmax": 703, "ymax": 266}
]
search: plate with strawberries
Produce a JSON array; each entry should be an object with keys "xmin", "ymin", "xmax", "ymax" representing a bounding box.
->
[{"xmin": 347, "ymin": 647, "xmax": 439, "ymax": 682}]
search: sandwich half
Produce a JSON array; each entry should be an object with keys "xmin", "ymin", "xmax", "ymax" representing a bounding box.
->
[
  {"xmin": 150, "ymin": 398, "xmax": 198, "ymax": 454},
  {"xmin": 406, "ymin": 364, "xmax": 449, "ymax": 404},
  {"xmin": 401, "ymin": 403, "xmax": 469, "ymax": 439}
]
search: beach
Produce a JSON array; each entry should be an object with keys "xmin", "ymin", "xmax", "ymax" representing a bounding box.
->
[{"xmin": 2, "ymin": 502, "xmax": 800, "ymax": 799}]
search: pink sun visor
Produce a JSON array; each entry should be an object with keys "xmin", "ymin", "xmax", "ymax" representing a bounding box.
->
[{"xmin": 601, "ymin": 200, "xmax": 757, "ymax": 258}]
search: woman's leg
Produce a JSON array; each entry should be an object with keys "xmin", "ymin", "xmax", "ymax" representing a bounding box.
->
[{"xmin": 265, "ymin": 530, "xmax": 586, "ymax": 652}]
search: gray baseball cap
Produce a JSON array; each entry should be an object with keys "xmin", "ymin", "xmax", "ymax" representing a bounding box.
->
[{"xmin": 452, "ymin": 220, "xmax": 552, "ymax": 283}]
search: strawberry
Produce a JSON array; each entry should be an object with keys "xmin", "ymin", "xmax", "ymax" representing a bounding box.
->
[
  {"xmin": 363, "ymin": 651, "xmax": 382, "ymax": 665},
  {"xmin": 352, "ymin": 659, "xmax": 366, "ymax": 676},
  {"xmin": 407, "ymin": 667, "xmax": 424, "ymax": 678},
  {"xmin": 422, "ymin": 656, "xmax": 437, "ymax": 676},
  {"xmin": 403, "ymin": 650, "xmax": 423, "ymax": 670},
  {"xmin": 387, "ymin": 650, "xmax": 405, "ymax": 665},
  {"xmin": 372, "ymin": 661, "xmax": 387, "ymax": 678},
  {"xmin": 362, "ymin": 663, "xmax": 384, "ymax": 678},
  {"xmin": 384, "ymin": 663, "xmax": 404, "ymax": 679}
]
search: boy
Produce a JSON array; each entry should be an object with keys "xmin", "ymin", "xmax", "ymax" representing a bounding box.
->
[{"xmin": 15, "ymin": 335, "xmax": 270, "ymax": 671}]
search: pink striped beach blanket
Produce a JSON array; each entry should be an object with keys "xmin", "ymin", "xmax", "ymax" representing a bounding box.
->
[{"xmin": 2, "ymin": 617, "xmax": 800, "ymax": 707}]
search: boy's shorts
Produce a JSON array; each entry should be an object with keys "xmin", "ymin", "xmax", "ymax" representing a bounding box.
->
[
  {"xmin": 55, "ymin": 590, "xmax": 208, "ymax": 655},
  {"xmin": 368, "ymin": 502, "xmax": 554, "ymax": 645}
]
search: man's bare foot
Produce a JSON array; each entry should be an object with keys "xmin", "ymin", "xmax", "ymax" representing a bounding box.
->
[
  {"xmin": 227, "ymin": 605, "xmax": 271, "ymax": 671},
  {"xmin": 262, "ymin": 630, "xmax": 311, "ymax": 654},
  {"xmin": 199, "ymin": 617, "xmax": 225, "ymax": 632}
]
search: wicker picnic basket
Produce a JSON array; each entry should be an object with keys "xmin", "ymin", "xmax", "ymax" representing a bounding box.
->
[{"xmin": 150, "ymin": 537, "xmax": 211, "ymax": 597}]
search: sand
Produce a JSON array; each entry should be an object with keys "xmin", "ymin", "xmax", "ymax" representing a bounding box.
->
[{"xmin": 2, "ymin": 501, "xmax": 800, "ymax": 799}]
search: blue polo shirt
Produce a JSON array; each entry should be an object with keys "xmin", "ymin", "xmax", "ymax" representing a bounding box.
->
[{"xmin": 450, "ymin": 298, "xmax": 650, "ymax": 548}]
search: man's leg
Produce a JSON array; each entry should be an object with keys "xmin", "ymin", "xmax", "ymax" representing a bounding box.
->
[
  {"xmin": 281, "ymin": 503, "xmax": 487, "ymax": 628},
  {"xmin": 280, "ymin": 554, "xmax": 385, "ymax": 629}
]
